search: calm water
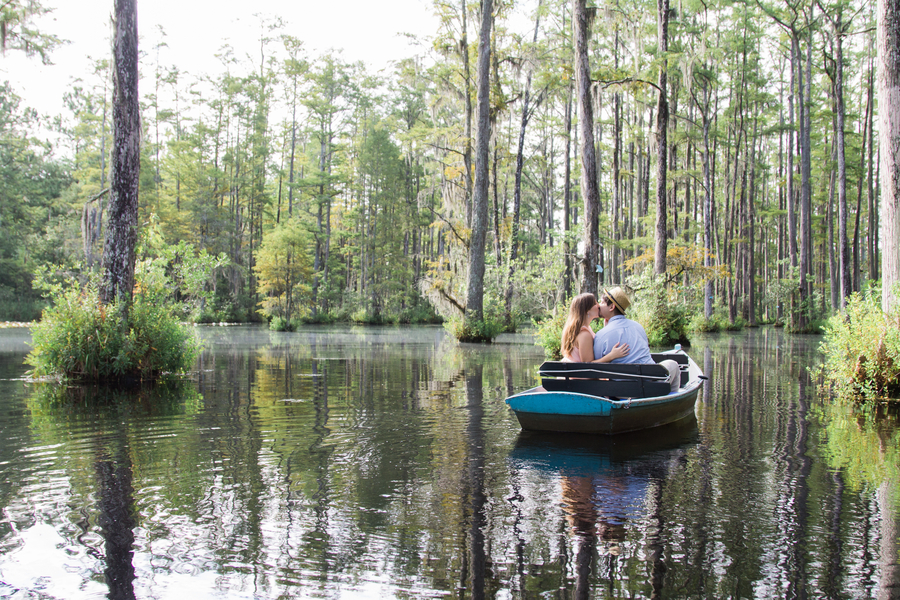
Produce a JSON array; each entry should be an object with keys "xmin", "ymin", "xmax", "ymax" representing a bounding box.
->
[{"xmin": 0, "ymin": 325, "xmax": 898, "ymax": 599}]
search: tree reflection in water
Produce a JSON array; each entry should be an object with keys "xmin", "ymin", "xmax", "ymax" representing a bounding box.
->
[
  {"xmin": 96, "ymin": 436, "xmax": 136, "ymax": 600},
  {"xmin": 24, "ymin": 381, "xmax": 199, "ymax": 600},
  {"xmin": 462, "ymin": 362, "xmax": 486, "ymax": 599}
]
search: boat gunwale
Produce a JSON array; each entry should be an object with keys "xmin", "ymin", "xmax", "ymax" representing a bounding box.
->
[{"xmin": 505, "ymin": 378, "xmax": 702, "ymax": 409}]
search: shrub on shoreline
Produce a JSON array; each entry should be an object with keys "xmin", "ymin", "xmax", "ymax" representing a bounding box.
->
[
  {"xmin": 27, "ymin": 285, "xmax": 200, "ymax": 382},
  {"xmin": 817, "ymin": 286, "xmax": 900, "ymax": 401}
]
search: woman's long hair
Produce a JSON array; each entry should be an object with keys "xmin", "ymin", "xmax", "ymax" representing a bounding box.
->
[{"xmin": 560, "ymin": 293, "xmax": 597, "ymax": 359}]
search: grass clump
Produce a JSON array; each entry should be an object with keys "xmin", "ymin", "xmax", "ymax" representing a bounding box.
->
[
  {"xmin": 27, "ymin": 284, "xmax": 200, "ymax": 382},
  {"xmin": 817, "ymin": 286, "xmax": 900, "ymax": 401},
  {"xmin": 445, "ymin": 310, "xmax": 504, "ymax": 343}
]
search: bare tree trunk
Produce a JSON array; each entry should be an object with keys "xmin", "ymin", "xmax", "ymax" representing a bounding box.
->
[
  {"xmin": 879, "ymin": 0, "xmax": 900, "ymax": 312},
  {"xmin": 788, "ymin": 38, "xmax": 798, "ymax": 278},
  {"xmin": 289, "ymin": 92, "xmax": 297, "ymax": 218},
  {"xmin": 800, "ymin": 22, "xmax": 814, "ymax": 327},
  {"xmin": 747, "ymin": 122, "xmax": 758, "ymax": 327},
  {"xmin": 563, "ymin": 80, "xmax": 574, "ymax": 299},
  {"xmin": 464, "ymin": 0, "xmax": 492, "ymax": 325},
  {"xmin": 830, "ymin": 9, "xmax": 852, "ymax": 309},
  {"xmin": 853, "ymin": 70, "xmax": 870, "ymax": 292},
  {"xmin": 612, "ymin": 29, "xmax": 622, "ymax": 283},
  {"xmin": 573, "ymin": 0, "xmax": 600, "ymax": 296},
  {"xmin": 702, "ymin": 92, "xmax": 713, "ymax": 319},
  {"xmin": 505, "ymin": 3, "xmax": 541, "ymax": 326},
  {"xmin": 461, "ymin": 0, "xmax": 474, "ymax": 228},
  {"xmin": 828, "ymin": 139, "xmax": 838, "ymax": 311},
  {"xmin": 100, "ymin": 0, "xmax": 140, "ymax": 307},
  {"xmin": 654, "ymin": 0, "xmax": 669, "ymax": 277},
  {"xmin": 492, "ymin": 144, "xmax": 502, "ymax": 265},
  {"xmin": 868, "ymin": 57, "xmax": 878, "ymax": 283}
]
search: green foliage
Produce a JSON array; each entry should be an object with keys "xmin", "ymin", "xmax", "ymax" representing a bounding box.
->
[
  {"xmin": 350, "ymin": 308, "xmax": 394, "ymax": 325},
  {"xmin": 268, "ymin": 316, "xmax": 300, "ymax": 332},
  {"xmin": 0, "ymin": 83, "xmax": 74, "ymax": 320},
  {"xmin": 446, "ymin": 297, "xmax": 506, "ymax": 342},
  {"xmin": 0, "ymin": 0, "xmax": 62, "ymax": 63},
  {"xmin": 534, "ymin": 303, "xmax": 569, "ymax": 359},
  {"xmin": 0, "ymin": 282, "xmax": 44, "ymax": 322},
  {"xmin": 395, "ymin": 303, "xmax": 443, "ymax": 325},
  {"xmin": 255, "ymin": 218, "xmax": 313, "ymax": 328},
  {"xmin": 629, "ymin": 274, "xmax": 692, "ymax": 348},
  {"xmin": 817, "ymin": 285, "xmax": 900, "ymax": 401},
  {"xmin": 137, "ymin": 218, "xmax": 230, "ymax": 322},
  {"xmin": 766, "ymin": 261, "xmax": 824, "ymax": 332},
  {"xmin": 27, "ymin": 284, "xmax": 200, "ymax": 382},
  {"xmin": 446, "ymin": 314, "xmax": 505, "ymax": 343},
  {"xmin": 689, "ymin": 306, "xmax": 746, "ymax": 333},
  {"xmin": 506, "ymin": 244, "xmax": 569, "ymax": 324}
]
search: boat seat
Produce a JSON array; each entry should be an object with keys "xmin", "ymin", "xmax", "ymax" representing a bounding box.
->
[{"xmin": 538, "ymin": 361, "xmax": 675, "ymax": 399}]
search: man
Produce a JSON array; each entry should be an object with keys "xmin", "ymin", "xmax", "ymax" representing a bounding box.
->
[{"xmin": 593, "ymin": 287, "xmax": 681, "ymax": 393}]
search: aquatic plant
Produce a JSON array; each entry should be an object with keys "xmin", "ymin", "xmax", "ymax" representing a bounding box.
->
[{"xmin": 27, "ymin": 284, "xmax": 199, "ymax": 382}]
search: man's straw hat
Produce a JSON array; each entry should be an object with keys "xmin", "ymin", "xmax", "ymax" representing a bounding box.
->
[{"xmin": 603, "ymin": 286, "xmax": 630, "ymax": 314}]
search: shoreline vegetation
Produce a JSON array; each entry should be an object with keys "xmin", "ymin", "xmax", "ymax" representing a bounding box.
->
[{"xmin": 817, "ymin": 284, "xmax": 900, "ymax": 402}]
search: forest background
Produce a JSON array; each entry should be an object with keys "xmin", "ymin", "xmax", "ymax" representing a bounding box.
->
[{"xmin": 0, "ymin": 0, "xmax": 888, "ymax": 339}]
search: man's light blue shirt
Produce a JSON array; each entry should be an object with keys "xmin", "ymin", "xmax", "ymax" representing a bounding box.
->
[{"xmin": 593, "ymin": 315, "xmax": 653, "ymax": 364}]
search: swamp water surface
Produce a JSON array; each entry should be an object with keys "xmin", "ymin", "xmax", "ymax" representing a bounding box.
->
[{"xmin": 0, "ymin": 325, "xmax": 898, "ymax": 599}]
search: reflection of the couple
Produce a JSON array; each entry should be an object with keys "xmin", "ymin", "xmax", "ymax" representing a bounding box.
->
[
  {"xmin": 561, "ymin": 474, "xmax": 629, "ymax": 548},
  {"xmin": 511, "ymin": 418, "xmax": 699, "ymax": 595}
]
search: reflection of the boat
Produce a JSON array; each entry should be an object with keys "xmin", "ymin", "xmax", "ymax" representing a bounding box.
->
[
  {"xmin": 509, "ymin": 414, "xmax": 700, "ymax": 477},
  {"xmin": 510, "ymin": 415, "xmax": 699, "ymax": 591}
]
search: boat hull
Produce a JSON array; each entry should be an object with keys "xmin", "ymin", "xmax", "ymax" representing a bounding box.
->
[{"xmin": 506, "ymin": 383, "xmax": 702, "ymax": 435}]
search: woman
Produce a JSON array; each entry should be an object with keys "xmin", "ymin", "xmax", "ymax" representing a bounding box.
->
[{"xmin": 560, "ymin": 293, "xmax": 630, "ymax": 363}]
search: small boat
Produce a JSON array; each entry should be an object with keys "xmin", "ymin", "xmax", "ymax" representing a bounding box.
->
[{"xmin": 505, "ymin": 349, "xmax": 707, "ymax": 435}]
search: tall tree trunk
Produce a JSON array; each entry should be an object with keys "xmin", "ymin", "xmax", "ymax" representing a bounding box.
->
[
  {"xmin": 879, "ymin": 0, "xmax": 900, "ymax": 312},
  {"xmin": 574, "ymin": 0, "xmax": 600, "ymax": 296},
  {"xmin": 461, "ymin": 0, "xmax": 474, "ymax": 228},
  {"xmin": 492, "ymin": 144, "xmax": 502, "ymax": 266},
  {"xmin": 702, "ymin": 83, "xmax": 713, "ymax": 319},
  {"xmin": 563, "ymin": 80, "xmax": 574, "ymax": 299},
  {"xmin": 611, "ymin": 29, "xmax": 622, "ymax": 283},
  {"xmin": 788, "ymin": 38, "xmax": 798, "ymax": 278},
  {"xmin": 101, "ymin": 0, "xmax": 140, "ymax": 307},
  {"xmin": 830, "ymin": 9, "xmax": 852, "ymax": 309},
  {"xmin": 465, "ymin": 0, "xmax": 492, "ymax": 325},
  {"xmin": 505, "ymin": 3, "xmax": 541, "ymax": 327},
  {"xmin": 799, "ymin": 22, "xmax": 814, "ymax": 327},
  {"xmin": 748, "ymin": 133, "xmax": 757, "ymax": 327},
  {"xmin": 288, "ymin": 94, "xmax": 297, "ymax": 218},
  {"xmin": 828, "ymin": 139, "xmax": 838, "ymax": 311},
  {"xmin": 654, "ymin": 0, "xmax": 669, "ymax": 277},
  {"xmin": 868, "ymin": 56, "xmax": 878, "ymax": 283}
]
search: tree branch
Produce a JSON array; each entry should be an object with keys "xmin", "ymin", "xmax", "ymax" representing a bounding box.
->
[
  {"xmin": 436, "ymin": 285, "xmax": 466, "ymax": 314},
  {"xmin": 596, "ymin": 78, "xmax": 661, "ymax": 94},
  {"xmin": 87, "ymin": 188, "xmax": 110, "ymax": 204},
  {"xmin": 432, "ymin": 210, "xmax": 469, "ymax": 247}
]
